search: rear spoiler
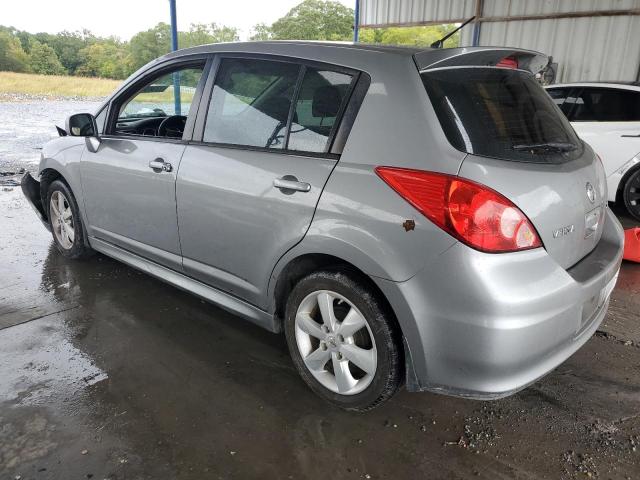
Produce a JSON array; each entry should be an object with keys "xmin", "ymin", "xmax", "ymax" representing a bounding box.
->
[{"xmin": 414, "ymin": 47, "xmax": 548, "ymax": 75}]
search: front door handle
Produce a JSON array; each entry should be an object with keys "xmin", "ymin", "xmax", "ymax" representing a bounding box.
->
[
  {"xmin": 273, "ymin": 176, "xmax": 311, "ymax": 193},
  {"xmin": 621, "ymin": 134, "xmax": 640, "ymax": 138},
  {"xmin": 149, "ymin": 159, "xmax": 173, "ymax": 172}
]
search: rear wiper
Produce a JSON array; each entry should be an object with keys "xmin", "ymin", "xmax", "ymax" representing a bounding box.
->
[{"xmin": 512, "ymin": 142, "xmax": 577, "ymax": 153}]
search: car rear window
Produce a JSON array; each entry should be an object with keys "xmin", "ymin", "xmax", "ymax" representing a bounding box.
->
[{"xmin": 421, "ymin": 68, "xmax": 583, "ymax": 163}]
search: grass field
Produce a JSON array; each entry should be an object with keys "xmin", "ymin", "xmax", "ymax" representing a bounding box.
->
[{"xmin": 0, "ymin": 71, "xmax": 122, "ymax": 99}]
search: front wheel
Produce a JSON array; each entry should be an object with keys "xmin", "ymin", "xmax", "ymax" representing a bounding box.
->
[
  {"xmin": 47, "ymin": 179, "xmax": 93, "ymax": 259},
  {"xmin": 623, "ymin": 169, "xmax": 640, "ymax": 221},
  {"xmin": 284, "ymin": 270, "xmax": 403, "ymax": 412}
]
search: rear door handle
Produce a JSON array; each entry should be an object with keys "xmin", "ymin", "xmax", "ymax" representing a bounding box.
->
[
  {"xmin": 621, "ymin": 134, "xmax": 640, "ymax": 138},
  {"xmin": 149, "ymin": 159, "xmax": 173, "ymax": 172},
  {"xmin": 273, "ymin": 176, "xmax": 311, "ymax": 193}
]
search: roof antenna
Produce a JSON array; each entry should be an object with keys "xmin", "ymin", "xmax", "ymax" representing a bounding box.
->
[{"xmin": 430, "ymin": 16, "xmax": 476, "ymax": 49}]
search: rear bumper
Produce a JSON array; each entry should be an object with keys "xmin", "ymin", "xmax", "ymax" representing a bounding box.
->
[
  {"xmin": 377, "ymin": 207, "xmax": 624, "ymax": 399},
  {"xmin": 21, "ymin": 172, "xmax": 50, "ymax": 231}
]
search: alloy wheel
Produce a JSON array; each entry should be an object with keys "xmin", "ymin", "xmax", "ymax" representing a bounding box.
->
[
  {"xmin": 49, "ymin": 190, "xmax": 75, "ymax": 250},
  {"xmin": 294, "ymin": 290, "xmax": 377, "ymax": 395}
]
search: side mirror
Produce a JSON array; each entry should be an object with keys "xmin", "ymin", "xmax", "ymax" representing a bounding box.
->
[
  {"xmin": 66, "ymin": 113, "xmax": 101, "ymax": 153},
  {"xmin": 66, "ymin": 113, "xmax": 97, "ymax": 137}
]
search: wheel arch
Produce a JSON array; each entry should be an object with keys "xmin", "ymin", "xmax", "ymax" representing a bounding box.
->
[
  {"xmin": 39, "ymin": 166, "xmax": 91, "ymax": 248},
  {"xmin": 272, "ymin": 253, "xmax": 395, "ymax": 324},
  {"xmin": 271, "ymin": 251, "xmax": 416, "ymax": 381},
  {"xmin": 39, "ymin": 168, "xmax": 64, "ymax": 221}
]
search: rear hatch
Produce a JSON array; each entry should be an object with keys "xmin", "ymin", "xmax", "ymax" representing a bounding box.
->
[{"xmin": 419, "ymin": 52, "xmax": 607, "ymax": 269}]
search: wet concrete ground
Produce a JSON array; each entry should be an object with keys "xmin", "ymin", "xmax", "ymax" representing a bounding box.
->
[
  {"xmin": 1, "ymin": 185, "xmax": 639, "ymax": 480},
  {"xmin": 1, "ymin": 101, "xmax": 639, "ymax": 479}
]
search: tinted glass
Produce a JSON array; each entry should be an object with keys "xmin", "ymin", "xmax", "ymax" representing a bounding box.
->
[
  {"xmin": 570, "ymin": 88, "xmax": 640, "ymax": 122},
  {"xmin": 546, "ymin": 88, "xmax": 575, "ymax": 116},
  {"xmin": 203, "ymin": 58, "xmax": 300, "ymax": 149},
  {"xmin": 422, "ymin": 68, "xmax": 582, "ymax": 163},
  {"xmin": 288, "ymin": 68, "xmax": 352, "ymax": 152}
]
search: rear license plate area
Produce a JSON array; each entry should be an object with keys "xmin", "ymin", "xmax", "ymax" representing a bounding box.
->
[{"xmin": 579, "ymin": 271, "xmax": 619, "ymax": 330}]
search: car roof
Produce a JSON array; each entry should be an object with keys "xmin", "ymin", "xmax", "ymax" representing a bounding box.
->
[
  {"xmin": 115, "ymin": 41, "xmax": 547, "ymax": 100},
  {"xmin": 546, "ymin": 81, "xmax": 640, "ymax": 91},
  {"xmin": 164, "ymin": 40, "xmax": 426, "ymax": 60},
  {"xmin": 160, "ymin": 41, "xmax": 547, "ymax": 73}
]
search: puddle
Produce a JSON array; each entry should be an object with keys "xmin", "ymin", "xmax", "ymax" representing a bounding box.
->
[
  {"xmin": 0, "ymin": 100, "xmax": 101, "ymax": 173},
  {"xmin": 0, "ymin": 317, "xmax": 108, "ymax": 407}
]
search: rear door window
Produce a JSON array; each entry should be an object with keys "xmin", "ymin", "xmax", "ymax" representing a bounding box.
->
[
  {"xmin": 569, "ymin": 88, "xmax": 640, "ymax": 122},
  {"xmin": 288, "ymin": 68, "xmax": 353, "ymax": 153},
  {"xmin": 203, "ymin": 58, "xmax": 300, "ymax": 149},
  {"xmin": 422, "ymin": 68, "xmax": 582, "ymax": 163}
]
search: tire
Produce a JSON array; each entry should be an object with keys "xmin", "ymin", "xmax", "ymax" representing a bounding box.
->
[
  {"xmin": 46, "ymin": 179, "xmax": 93, "ymax": 259},
  {"xmin": 623, "ymin": 169, "xmax": 640, "ymax": 222},
  {"xmin": 284, "ymin": 270, "xmax": 403, "ymax": 412}
]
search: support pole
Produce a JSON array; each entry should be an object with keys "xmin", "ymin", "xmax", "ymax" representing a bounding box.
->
[
  {"xmin": 472, "ymin": 0, "xmax": 483, "ymax": 46},
  {"xmin": 353, "ymin": 0, "xmax": 360, "ymax": 42},
  {"xmin": 169, "ymin": 0, "xmax": 181, "ymax": 115}
]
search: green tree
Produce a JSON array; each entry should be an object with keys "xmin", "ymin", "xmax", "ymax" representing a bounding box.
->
[
  {"xmin": 267, "ymin": 0, "xmax": 354, "ymax": 40},
  {"xmin": 180, "ymin": 23, "xmax": 239, "ymax": 47},
  {"xmin": 76, "ymin": 40, "xmax": 130, "ymax": 79},
  {"xmin": 33, "ymin": 30, "xmax": 94, "ymax": 74},
  {"xmin": 359, "ymin": 24, "xmax": 460, "ymax": 48},
  {"xmin": 0, "ymin": 30, "xmax": 30, "ymax": 72},
  {"xmin": 250, "ymin": 23, "xmax": 273, "ymax": 41},
  {"xmin": 127, "ymin": 23, "xmax": 172, "ymax": 72},
  {"xmin": 128, "ymin": 22, "xmax": 239, "ymax": 73},
  {"xmin": 29, "ymin": 40, "xmax": 65, "ymax": 75}
]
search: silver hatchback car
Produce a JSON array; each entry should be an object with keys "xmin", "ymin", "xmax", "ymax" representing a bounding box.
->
[{"xmin": 22, "ymin": 42, "xmax": 624, "ymax": 411}]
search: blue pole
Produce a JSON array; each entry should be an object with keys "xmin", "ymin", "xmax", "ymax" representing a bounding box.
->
[
  {"xmin": 353, "ymin": 0, "xmax": 360, "ymax": 42},
  {"xmin": 472, "ymin": 21, "xmax": 481, "ymax": 46},
  {"xmin": 169, "ymin": 0, "xmax": 181, "ymax": 115},
  {"xmin": 472, "ymin": 0, "xmax": 482, "ymax": 47}
]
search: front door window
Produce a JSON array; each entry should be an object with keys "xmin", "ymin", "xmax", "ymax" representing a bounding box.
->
[{"xmin": 113, "ymin": 65, "xmax": 204, "ymax": 138}]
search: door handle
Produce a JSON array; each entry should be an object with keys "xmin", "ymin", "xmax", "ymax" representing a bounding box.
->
[
  {"xmin": 621, "ymin": 134, "xmax": 640, "ymax": 138},
  {"xmin": 273, "ymin": 176, "xmax": 311, "ymax": 193},
  {"xmin": 149, "ymin": 159, "xmax": 173, "ymax": 172}
]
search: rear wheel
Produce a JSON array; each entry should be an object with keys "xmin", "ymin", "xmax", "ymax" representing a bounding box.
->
[
  {"xmin": 47, "ymin": 180, "xmax": 93, "ymax": 259},
  {"xmin": 623, "ymin": 169, "xmax": 640, "ymax": 221},
  {"xmin": 284, "ymin": 270, "xmax": 402, "ymax": 411}
]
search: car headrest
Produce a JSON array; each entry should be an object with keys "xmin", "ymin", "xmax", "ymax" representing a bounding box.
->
[
  {"xmin": 312, "ymin": 86, "xmax": 341, "ymax": 117},
  {"xmin": 262, "ymin": 96, "xmax": 292, "ymax": 124}
]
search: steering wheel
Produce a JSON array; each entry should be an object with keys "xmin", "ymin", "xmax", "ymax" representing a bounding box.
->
[{"xmin": 158, "ymin": 115, "xmax": 187, "ymax": 138}]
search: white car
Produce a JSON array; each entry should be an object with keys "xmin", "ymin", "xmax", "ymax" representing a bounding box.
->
[{"xmin": 546, "ymin": 82, "xmax": 640, "ymax": 220}]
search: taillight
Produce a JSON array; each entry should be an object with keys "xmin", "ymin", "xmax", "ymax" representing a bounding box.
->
[
  {"xmin": 375, "ymin": 167, "xmax": 542, "ymax": 253},
  {"xmin": 496, "ymin": 56, "xmax": 518, "ymax": 69}
]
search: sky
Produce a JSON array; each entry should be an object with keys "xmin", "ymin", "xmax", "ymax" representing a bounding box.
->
[{"xmin": 2, "ymin": 0, "xmax": 355, "ymax": 41}]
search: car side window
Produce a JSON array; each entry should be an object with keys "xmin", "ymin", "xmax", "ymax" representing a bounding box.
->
[
  {"xmin": 112, "ymin": 65, "xmax": 204, "ymax": 138},
  {"xmin": 547, "ymin": 88, "xmax": 568, "ymax": 104},
  {"xmin": 547, "ymin": 88, "xmax": 577, "ymax": 119},
  {"xmin": 203, "ymin": 58, "xmax": 300, "ymax": 149},
  {"xmin": 95, "ymin": 107, "xmax": 107, "ymax": 134},
  {"xmin": 288, "ymin": 68, "xmax": 353, "ymax": 153},
  {"xmin": 547, "ymin": 88, "xmax": 571, "ymax": 110},
  {"xmin": 570, "ymin": 88, "xmax": 640, "ymax": 122}
]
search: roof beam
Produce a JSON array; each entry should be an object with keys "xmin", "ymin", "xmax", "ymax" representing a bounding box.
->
[{"xmin": 359, "ymin": 8, "xmax": 640, "ymax": 29}]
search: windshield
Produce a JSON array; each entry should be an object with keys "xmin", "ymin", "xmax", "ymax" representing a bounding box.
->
[{"xmin": 421, "ymin": 68, "xmax": 583, "ymax": 163}]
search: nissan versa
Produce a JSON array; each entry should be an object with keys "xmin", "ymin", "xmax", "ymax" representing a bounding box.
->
[{"xmin": 22, "ymin": 42, "xmax": 624, "ymax": 411}]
